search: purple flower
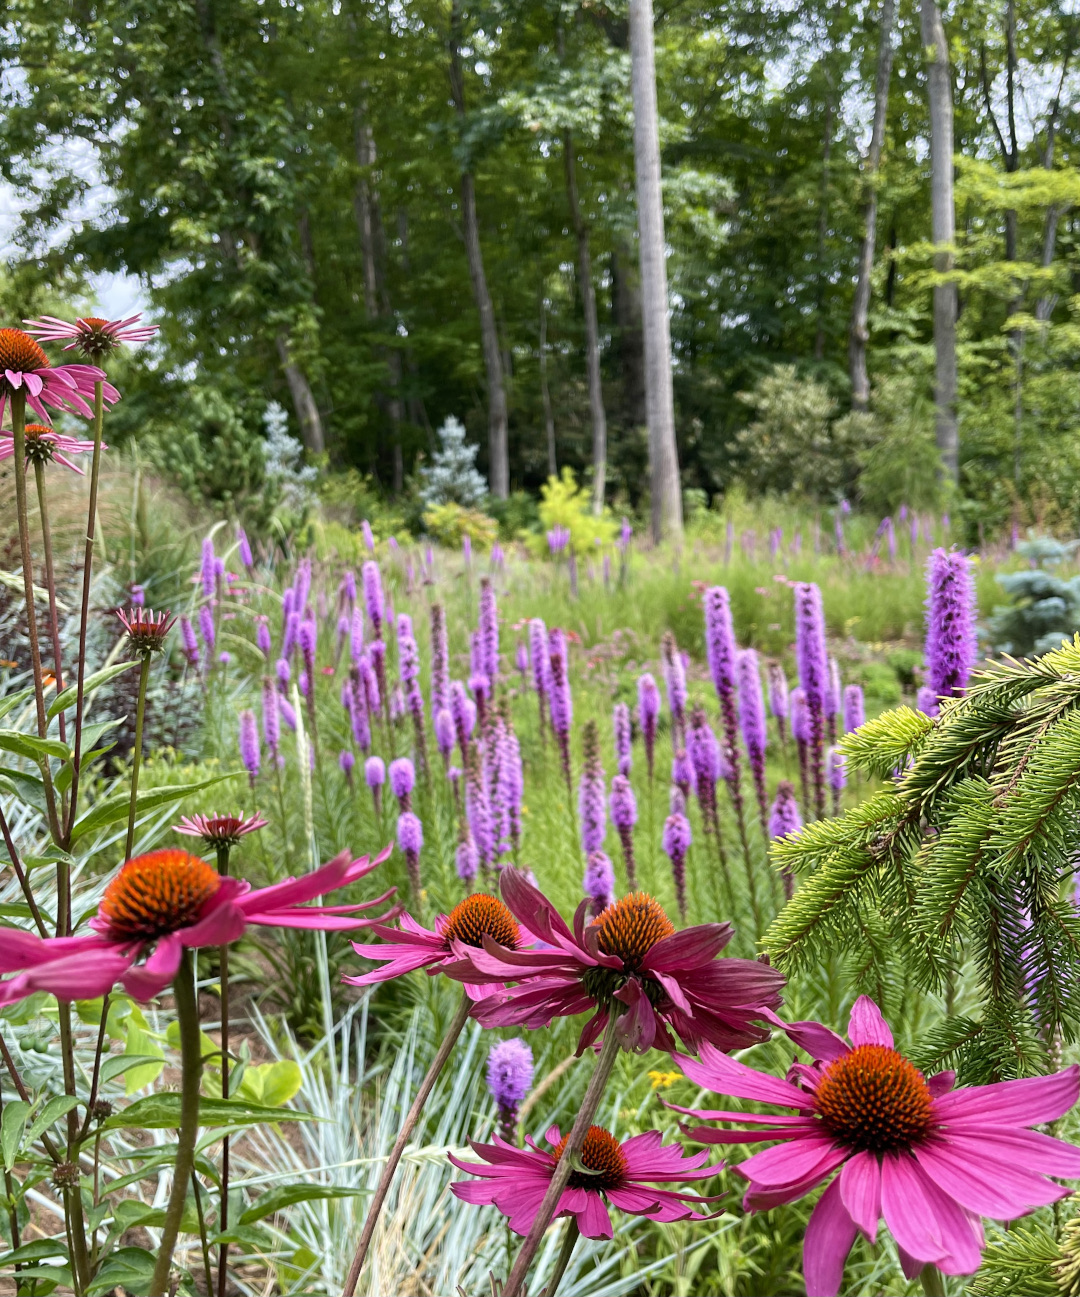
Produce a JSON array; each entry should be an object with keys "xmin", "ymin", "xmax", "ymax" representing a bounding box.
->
[
  {"xmin": 583, "ymin": 849, "xmax": 615, "ymax": 916},
  {"xmin": 637, "ymin": 673, "xmax": 661, "ymax": 779},
  {"xmin": 610, "ymin": 774, "xmax": 638, "ymax": 889},
  {"xmin": 397, "ymin": 811, "xmax": 423, "ymax": 892},
  {"xmin": 500, "ymin": 725, "xmax": 524, "ymax": 850},
  {"xmin": 339, "ymin": 749, "xmax": 355, "ymax": 778},
  {"xmin": 362, "ymin": 560, "xmax": 384, "ymax": 637},
  {"xmin": 278, "ymin": 696, "xmax": 297, "ymax": 732},
  {"xmin": 843, "ymin": 684, "xmax": 865, "ymax": 734},
  {"xmin": 924, "ymin": 548, "xmax": 977, "ymax": 707},
  {"xmin": 256, "ymin": 618, "xmax": 272, "ymax": 657},
  {"xmin": 704, "ymin": 586, "xmax": 737, "ymax": 701},
  {"xmin": 179, "ymin": 615, "xmax": 199, "ymax": 666},
  {"xmin": 450, "ymin": 680, "xmax": 474, "ymax": 753},
  {"xmin": 528, "ymin": 619, "xmax": 548, "ymax": 697},
  {"xmin": 547, "ymin": 526, "xmax": 570, "ymax": 555},
  {"xmin": 200, "ymin": 537, "xmax": 216, "ymax": 597},
  {"xmin": 389, "ymin": 757, "xmax": 415, "ymax": 808},
  {"xmin": 467, "ymin": 755, "xmax": 495, "ymax": 867},
  {"xmin": 515, "ymin": 640, "xmax": 529, "ymax": 681},
  {"xmin": 463, "ymin": 534, "xmax": 472, "ymax": 566},
  {"xmin": 362, "ymin": 519, "xmax": 375, "ymax": 553},
  {"xmin": 487, "ymin": 1038, "xmax": 533, "ymax": 1138},
  {"xmin": 276, "ymin": 656, "xmax": 291, "ymax": 689},
  {"xmin": 239, "ymin": 709, "xmax": 259, "ymax": 786},
  {"xmin": 349, "ymin": 674, "xmax": 371, "ymax": 752},
  {"xmin": 478, "ymin": 577, "xmax": 499, "ymax": 684},
  {"xmin": 672, "ymin": 748, "xmax": 694, "ymax": 799},
  {"xmin": 917, "ymin": 685, "xmax": 939, "ymax": 718},
  {"xmin": 828, "ymin": 747, "xmax": 846, "ymax": 793},
  {"xmin": 282, "ymin": 610, "xmax": 300, "ymax": 660},
  {"xmin": 548, "ymin": 629, "xmax": 573, "ymax": 786},
  {"xmin": 365, "ymin": 756, "xmax": 385, "ymax": 789},
  {"xmin": 129, "ymin": 584, "xmax": 145, "ymax": 607},
  {"xmin": 199, "ymin": 604, "xmax": 215, "ymax": 654},
  {"xmin": 237, "ymin": 527, "xmax": 253, "ymax": 570},
  {"xmin": 218, "ymin": 651, "xmax": 231, "ymax": 666},
  {"xmin": 456, "ymin": 829, "xmax": 479, "ymax": 883},
  {"xmin": 826, "ymin": 658, "xmax": 842, "ymax": 720},
  {"xmin": 613, "ymin": 702, "xmax": 632, "ymax": 777},
  {"xmin": 578, "ymin": 720, "xmax": 606, "ymax": 856},
  {"xmin": 660, "ymin": 631, "xmax": 687, "ymax": 738},
  {"xmin": 349, "ymin": 607, "xmax": 365, "ymax": 666},
  {"xmin": 662, "ymin": 811, "xmax": 692, "ymax": 918},
  {"xmin": 738, "ymin": 648, "xmax": 769, "ymax": 828},
  {"xmin": 299, "ymin": 616, "xmax": 317, "ymax": 676},
  {"xmin": 793, "ymin": 582, "xmax": 828, "ymax": 713},
  {"xmin": 435, "ymin": 708, "xmax": 456, "ymax": 759},
  {"xmin": 790, "ymin": 687, "xmax": 810, "ymax": 745},
  {"xmin": 390, "ymin": 686, "xmax": 405, "ymax": 722},
  {"xmin": 397, "ymin": 615, "xmax": 420, "ymax": 694},
  {"xmin": 343, "ymin": 569, "xmax": 357, "ymax": 604},
  {"xmin": 619, "ymin": 517, "xmax": 632, "ymax": 551},
  {"xmin": 262, "ymin": 676, "xmax": 280, "ymax": 756},
  {"xmin": 431, "ymin": 604, "xmax": 450, "ymax": 716},
  {"xmin": 769, "ymin": 781, "xmax": 802, "ymax": 840},
  {"xmin": 360, "ymin": 652, "xmax": 381, "ymax": 716}
]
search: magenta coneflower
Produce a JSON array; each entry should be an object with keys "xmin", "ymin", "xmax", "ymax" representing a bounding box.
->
[
  {"xmin": 0, "ymin": 847, "xmax": 395, "ymax": 1005},
  {"xmin": 673, "ymin": 996, "xmax": 1080, "ymax": 1297},
  {"xmin": 0, "ymin": 328, "xmax": 117, "ymax": 424},
  {"xmin": 449, "ymin": 1124, "xmax": 721, "ymax": 1238},
  {"xmin": 25, "ymin": 313, "xmax": 158, "ymax": 358},
  {"xmin": 175, "ymin": 813, "xmax": 268, "ymax": 850},
  {"xmin": 455, "ymin": 869, "xmax": 784, "ymax": 1055},
  {"xmin": 0, "ymin": 423, "xmax": 107, "ymax": 474}
]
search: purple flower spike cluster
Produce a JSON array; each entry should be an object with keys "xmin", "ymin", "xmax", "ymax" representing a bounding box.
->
[
  {"xmin": 389, "ymin": 757, "xmax": 415, "ymax": 811},
  {"xmin": 262, "ymin": 676, "xmax": 280, "ymax": 763},
  {"xmin": 362, "ymin": 559, "xmax": 384, "ymax": 639},
  {"xmin": 239, "ymin": 709, "xmax": 259, "ymax": 786},
  {"xmin": 660, "ymin": 631, "xmax": 687, "ymax": 744},
  {"xmin": 793, "ymin": 581, "xmax": 828, "ymax": 817},
  {"xmin": 843, "ymin": 683, "xmax": 865, "ymax": 734},
  {"xmin": 466, "ymin": 751, "xmax": 495, "ymax": 872},
  {"xmin": 547, "ymin": 628, "xmax": 573, "ymax": 791},
  {"xmin": 662, "ymin": 810, "xmax": 692, "ymax": 919},
  {"xmin": 487, "ymin": 1039, "xmax": 534, "ymax": 1142},
  {"xmin": 584, "ymin": 850, "xmax": 616, "ymax": 916},
  {"xmin": 478, "ymin": 577, "xmax": 499, "ymax": 685},
  {"xmin": 365, "ymin": 755, "xmax": 385, "ymax": 814},
  {"xmin": 613, "ymin": 702, "xmax": 632, "ymax": 777},
  {"xmin": 737, "ymin": 648, "xmax": 769, "ymax": 830},
  {"xmin": 769, "ymin": 779, "xmax": 802, "ymax": 898},
  {"xmin": 200, "ymin": 536, "xmax": 216, "ymax": 598},
  {"xmin": 430, "ymin": 604, "xmax": 450, "ymax": 718},
  {"xmin": 637, "ymin": 673, "xmax": 661, "ymax": 780},
  {"xmin": 923, "ymin": 547, "xmax": 977, "ymax": 716},
  {"xmin": 610, "ymin": 774, "xmax": 638, "ymax": 889},
  {"xmin": 456, "ymin": 826, "xmax": 479, "ymax": 885},
  {"xmin": 578, "ymin": 721, "xmax": 607, "ymax": 859},
  {"xmin": 397, "ymin": 810, "xmax": 423, "ymax": 895},
  {"xmin": 397, "ymin": 613, "xmax": 428, "ymax": 772},
  {"xmin": 180, "ymin": 615, "xmax": 199, "ymax": 666}
]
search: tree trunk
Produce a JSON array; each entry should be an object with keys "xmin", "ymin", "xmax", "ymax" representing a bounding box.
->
[
  {"xmin": 611, "ymin": 240, "xmax": 646, "ymax": 430},
  {"xmin": 628, "ymin": 0, "xmax": 682, "ymax": 542},
  {"xmin": 539, "ymin": 291, "xmax": 557, "ymax": 478},
  {"xmin": 849, "ymin": 0, "xmax": 895, "ymax": 411},
  {"xmin": 276, "ymin": 333, "xmax": 325, "ymax": 454},
  {"xmin": 449, "ymin": 0, "xmax": 510, "ymax": 499},
  {"xmin": 920, "ymin": 0, "xmax": 959, "ymax": 483},
  {"xmin": 564, "ymin": 131, "xmax": 608, "ymax": 514}
]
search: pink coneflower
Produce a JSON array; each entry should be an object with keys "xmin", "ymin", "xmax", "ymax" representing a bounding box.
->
[
  {"xmin": 174, "ymin": 812, "xmax": 268, "ymax": 850},
  {"xmin": 673, "ymin": 996, "xmax": 1080, "ymax": 1297},
  {"xmin": 454, "ymin": 869, "xmax": 784, "ymax": 1055},
  {"xmin": 0, "ymin": 847, "xmax": 396, "ymax": 1005},
  {"xmin": 0, "ymin": 423, "xmax": 107, "ymax": 474},
  {"xmin": 347, "ymin": 892, "xmax": 521, "ymax": 998},
  {"xmin": 117, "ymin": 607, "xmax": 176, "ymax": 656},
  {"xmin": 449, "ymin": 1124, "xmax": 721, "ymax": 1238},
  {"xmin": 25, "ymin": 313, "xmax": 158, "ymax": 359},
  {"xmin": 0, "ymin": 328, "xmax": 118, "ymax": 425}
]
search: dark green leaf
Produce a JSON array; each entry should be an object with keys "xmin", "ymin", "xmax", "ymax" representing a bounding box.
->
[
  {"xmin": 0, "ymin": 687, "xmax": 35, "ymax": 723},
  {"xmin": 239, "ymin": 1183, "xmax": 368, "ymax": 1224},
  {"xmin": 0, "ymin": 767, "xmax": 47, "ymax": 815},
  {"xmin": 69, "ymin": 774, "xmax": 232, "ymax": 842},
  {"xmin": 102, "ymin": 1094, "xmax": 315, "ymax": 1130},
  {"xmin": 47, "ymin": 662, "xmax": 139, "ymax": 719},
  {"xmin": 0, "ymin": 729, "xmax": 69, "ymax": 761}
]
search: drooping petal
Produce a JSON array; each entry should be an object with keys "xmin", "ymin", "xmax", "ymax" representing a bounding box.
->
[
  {"xmin": 913, "ymin": 1140, "xmax": 1069, "ymax": 1218},
  {"xmin": 838, "ymin": 1151, "xmax": 881, "ymax": 1240},
  {"xmin": 574, "ymin": 1189, "xmax": 614, "ymax": 1239},
  {"xmin": 879, "ymin": 1152, "xmax": 949, "ymax": 1267},
  {"xmin": 178, "ymin": 900, "xmax": 247, "ymax": 948},
  {"xmin": 121, "ymin": 935, "xmax": 182, "ymax": 1001},
  {"xmin": 847, "ymin": 996, "xmax": 893, "ymax": 1048},
  {"xmin": 613, "ymin": 976, "xmax": 657, "ymax": 1053},
  {"xmin": 803, "ymin": 1176, "xmax": 858, "ymax": 1297},
  {"xmin": 736, "ymin": 1137, "xmax": 847, "ymax": 1191},
  {"xmin": 676, "ymin": 1043, "xmax": 816, "ymax": 1111},
  {"xmin": 642, "ymin": 923, "xmax": 733, "ymax": 972}
]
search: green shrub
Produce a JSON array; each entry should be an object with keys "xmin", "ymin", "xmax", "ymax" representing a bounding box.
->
[
  {"xmin": 534, "ymin": 468, "xmax": 617, "ymax": 556},
  {"xmin": 422, "ymin": 501, "xmax": 499, "ymax": 549}
]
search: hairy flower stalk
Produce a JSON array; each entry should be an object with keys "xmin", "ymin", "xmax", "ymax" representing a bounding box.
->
[
  {"xmin": 610, "ymin": 775, "xmax": 638, "ymax": 889},
  {"xmin": 738, "ymin": 649, "xmax": 769, "ymax": 832},
  {"xmin": 638, "ymin": 673, "xmax": 660, "ymax": 780},
  {"xmin": 794, "ymin": 582, "xmax": 828, "ymax": 818}
]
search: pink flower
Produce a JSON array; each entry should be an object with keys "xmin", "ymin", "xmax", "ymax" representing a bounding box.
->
[
  {"xmin": 345, "ymin": 893, "xmax": 521, "ymax": 1001},
  {"xmin": 449, "ymin": 868, "xmax": 785, "ymax": 1055},
  {"xmin": 116, "ymin": 607, "xmax": 176, "ymax": 656},
  {"xmin": 24, "ymin": 313, "xmax": 158, "ymax": 359},
  {"xmin": 449, "ymin": 1124, "xmax": 721, "ymax": 1238},
  {"xmin": 0, "ymin": 328, "xmax": 118, "ymax": 425},
  {"xmin": 0, "ymin": 423, "xmax": 108, "ymax": 474},
  {"xmin": 174, "ymin": 812, "xmax": 268, "ymax": 850},
  {"xmin": 673, "ymin": 996, "xmax": 1080, "ymax": 1297},
  {"xmin": 0, "ymin": 846, "xmax": 397, "ymax": 1005}
]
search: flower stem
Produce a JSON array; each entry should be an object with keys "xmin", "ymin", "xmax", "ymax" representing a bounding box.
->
[
  {"xmin": 545, "ymin": 1218, "xmax": 579, "ymax": 1297},
  {"xmin": 124, "ymin": 655, "xmax": 152, "ymax": 861},
  {"xmin": 342, "ymin": 990, "xmax": 472, "ymax": 1297},
  {"xmin": 502, "ymin": 1025, "xmax": 621, "ymax": 1297},
  {"xmin": 32, "ymin": 460, "xmax": 67, "ymax": 748},
  {"xmin": 920, "ymin": 1264, "xmax": 946, "ymax": 1297},
  {"xmin": 149, "ymin": 950, "xmax": 202, "ymax": 1297},
  {"xmin": 64, "ymin": 380, "xmax": 105, "ymax": 844},
  {"xmin": 216, "ymin": 844, "xmax": 231, "ymax": 1297}
]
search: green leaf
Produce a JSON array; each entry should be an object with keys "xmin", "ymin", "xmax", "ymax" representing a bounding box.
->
[
  {"xmin": 0, "ymin": 729, "xmax": 69, "ymax": 762},
  {"xmin": 47, "ymin": 662, "xmax": 139, "ymax": 719},
  {"xmin": 102, "ymin": 1094, "xmax": 314, "ymax": 1130},
  {"xmin": 239, "ymin": 1183, "xmax": 368, "ymax": 1225},
  {"xmin": 1, "ymin": 1099, "xmax": 30, "ymax": 1171},
  {"xmin": 122, "ymin": 1019, "xmax": 164, "ymax": 1094},
  {"xmin": 0, "ymin": 1265, "xmax": 71, "ymax": 1295},
  {"xmin": 233, "ymin": 1060, "xmax": 302, "ymax": 1107},
  {"xmin": 85, "ymin": 1246, "xmax": 157, "ymax": 1296},
  {"xmin": 165, "ymin": 1018, "xmax": 221, "ymax": 1062},
  {"xmin": 26, "ymin": 1096, "xmax": 79, "ymax": 1147},
  {"xmin": 0, "ymin": 687, "xmax": 35, "ymax": 723},
  {"xmin": 0, "ymin": 767, "xmax": 48, "ymax": 815},
  {"xmin": 0, "ymin": 1239, "xmax": 68, "ymax": 1266},
  {"xmin": 69, "ymin": 773, "xmax": 232, "ymax": 842},
  {"xmin": 100, "ymin": 1053, "xmax": 166, "ymax": 1086}
]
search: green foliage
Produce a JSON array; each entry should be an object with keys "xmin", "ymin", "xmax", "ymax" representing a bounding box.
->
[
  {"xmin": 849, "ymin": 376, "xmax": 945, "ymax": 515},
  {"xmin": 969, "ymin": 1220, "xmax": 1063, "ymax": 1296},
  {"xmin": 422, "ymin": 501, "xmax": 499, "ymax": 549},
  {"xmin": 535, "ymin": 468, "xmax": 617, "ymax": 555},
  {"xmin": 989, "ymin": 538, "xmax": 1080, "ymax": 656}
]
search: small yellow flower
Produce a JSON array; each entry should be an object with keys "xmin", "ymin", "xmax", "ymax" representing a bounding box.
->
[{"xmin": 648, "ymin": 1069, "xmax": 683, "ymax": 1090}]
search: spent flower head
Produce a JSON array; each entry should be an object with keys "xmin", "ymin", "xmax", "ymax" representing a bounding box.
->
[
  {"xmin": 117, "ymin": 607, "xmax": 176, "ymax": 656},
  {"xmin": 25, "ymin": 313, "xmax": 158, "ymax": 360},
  {"xmin": 174, "ymin": 813, "xmax": 268, "ymax": 851}
]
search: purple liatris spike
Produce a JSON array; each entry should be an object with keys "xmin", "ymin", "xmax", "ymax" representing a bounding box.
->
[
  {"xmin": 180, "ymin": 615, "xmax": 199, "ymax": 666},
  {"xmin": 360, "ymin": 652, "xmax": 380, "ymax": 716},
  {"xmin": 298, "ymin": 670, "xmax": 309, "ymax": 699},
  {"xmin": 299, "ymin": 616, "xmax": 317, "ymax": 674},
  {"xmin": 256, "ymin": 618, "xmax": 272, "ymax": 657},
  {"xmin": 610, "ymin": 774, "xmax": 638, "ymax": 888},
  {"xmin": 637, "ymin": 673, "xmax": 660, "ymax": 779},
  {"xmin": 344, "ymin": 569, "xmax": 357, "ymax": 604},
  {"xmin": 362, "ymin": 519, "xmax": 375, "ymax": 553},
  {"xmin": 390, "ymin": 686, "xmax": 405, "ymax": 722},
  {"xmin": 828, "ymin": 747, "xmax": 846, "ymax": 793},
  {"xmin": 578, "ymin": 720, "xmax": 606, "ymax": 856},
  {"xmin": 365, "ymin": 755, "xmax": 385, "ymax": 788},
  {"xmin": 398, "ymin": 615, "xmax": 420, "ymax": 693},
  {"xmin": 348, "ymin": 672, "xmax": 371, "ymax": 752},
  {"xmin": 672, "ymin": 748, "xmax": 693, "ymax": 799},
  {"xmin": 283, "ymin": 610, "xmax": 300, "ymax": 660},
  {"xmin": 350, "ymin": 607, "xmax": 365, "ymax": 665},
  {"xmin": 450, "ymin": 680, "xmax": 473, "ymax": 754},
  {"xmin": 487, "ymin": 1038, "xmax": 534, "ymax": 1140},
  {"xmin": 362, "ymin": 560, "xmax": 384, "ymax": 638},
  {"xmin": 199, "ymin": 604, "xmax": 215, "ymax": 655},
  {"xmin": 293, "ymin": 557, "xmax": 311, "ymax": 615},
  {"xmin": 793, "ymin": 581, "xmax": 828, "ymax": 816},
  {"xmin": 478, "ymin": 577, "xmax": 499, "ymax": 683},
  {"xmin": 456, "ymin": 827, "xmax": 479, "ymax": 884},
  {"xmin": 339, "ymin": 749, "xmax": 355, "ymax": 782},
  {"xmin": 737, "ymin": 648, "xmax": 769, "ymax": 829},
  {"xmin": 660, "ymin": 631, "xmax": 687, "ymax": 741},
  {"xmin": 662, "ymin": 811, "xmax": 692, "ymax": 918},
  {"xmin": 826, "ymin": 658, "xmax": 842, "ymax": 721},
  {"xmin": 397, "ymin": 811, "xmax": 423, "ymax": 893},
  {"xmin": 843, "ymin": 683, "xmax": 865, "ymax": 734},
  {"xmin": 435, "ymin": 708, "xmax": 455, "ymax": 760},
  {"xmin": 389, "ymin": 757, "xmax": 415, "ymax": 811},
  {"xmin": 200, "ymin": 536, "xmax": 216, "ymax": 597},
  {"xmin": 515, "ymin": 640, "xmax": 528, "ymax": 681},
  {"xmin": 704, "ymin": 586, "xmax": 737, "ymax": 701},
  {"xmin": 790, "ymin": 687, "xmax": 810, "ymax": 745},
  {"xmin": 583, "ymin": 849, "xmax": 616, "ymax": 916},
  {"xmin": 500, "ymin": 724, "xmax": 524, "ymax": 849},
  {"xmin": 769, "ymin": 782, "xmax": 802, "ymax": 849},
  {"xmin": 239, "ymin": 709, "xmax": 259, "ymax": 786},
  {"xmin": 276, "ymin": 657, "xmax": 291, "ymax": 690},
  {"xmin": 261, "ymin": 676, "xmax": 280, "ymax": 757},
  {"xmin": 547, "ymin": 629, "xmax": 573, "ymax": 789},
  {"xmin": 924, "ymin": 548, "xmax": 977, "ymax": 708},
  {"xmin": 528, "ymin": 619, "xmax": 548, "ymax": 696},
  {"xmin": 917, "ymin": 684, "xmax": 938, "ymax": 718},
  {"xmin": 613, "ymin": 702, "xmax": 632, "ymax": 777},
  {"xmin": 237, "ymin": 527, "xmax": 253, "ymax": 569},
  {"xmin": 767, "ymin": 661, "xmax": 788, "ymax": 724},
  {"xmin": 278, "ymin": 695, "xmax": 297, "ymax": 732},
  {"xmin": 466, "ymin": 752, "xmax": 495, "ymax": 867},
  {"xmin": 430, "ymin": 604, "xmax": 450, "ymax": 716}
]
